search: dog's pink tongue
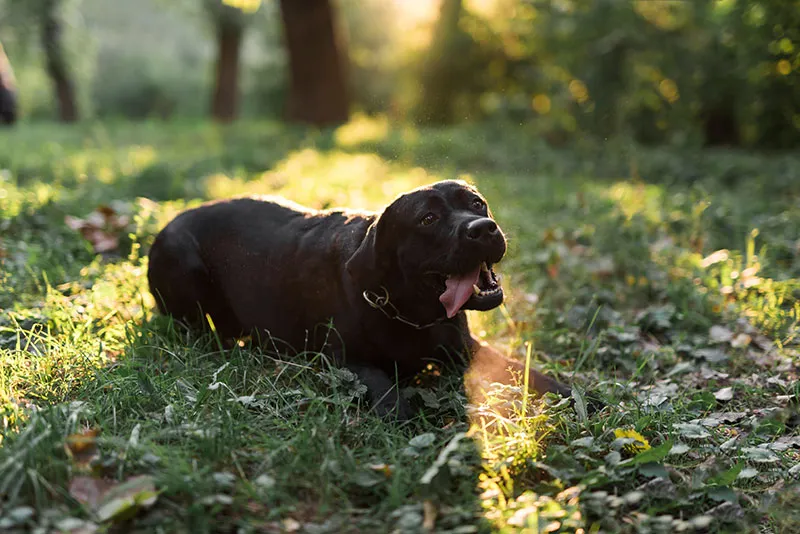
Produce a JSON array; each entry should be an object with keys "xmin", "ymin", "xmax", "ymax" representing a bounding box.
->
[{"xmin": 439, "ymin": 267, "xmax": 481, "ymax": 318}]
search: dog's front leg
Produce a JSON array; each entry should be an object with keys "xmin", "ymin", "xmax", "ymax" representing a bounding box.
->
[
  {"xmin": 345, "ymin": 363, "xmax": 413, "ymax": 421},
  {"xmin": 465, "ymin": 336, "xmax": 571, "ymax": 402}
]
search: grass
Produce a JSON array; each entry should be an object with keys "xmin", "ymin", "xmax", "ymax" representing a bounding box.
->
[{"xmin": 1, "ymin": 116, "xmax": 799, "ymax": 533}]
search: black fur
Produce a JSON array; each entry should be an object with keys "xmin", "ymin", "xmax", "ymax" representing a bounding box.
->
[{"xmin": 148, "ymin": 181, "xmax": 570, "ymax": 418}]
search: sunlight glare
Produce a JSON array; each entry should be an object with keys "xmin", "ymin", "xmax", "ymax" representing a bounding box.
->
[
  {"xmin": 465, "ymin": 0, "xmax": 502, "ymax": 18},
  {"xmin": 334, "ymin": 113, "xmax": 390, "ymax": 147},
  {"xmin": 221, "ymin": 0, "xmax": 261, "ymax": 14},
  {"xmin": 204, "ymin": 149, "xmax": 434, "ymax": 210},
  {"xmin": 389, "ymin": 0, "xmax": 441, "ymax": 50},
  {"xmin": 391, "ymin": 0, "xmax": 440, "ymax": 28}
]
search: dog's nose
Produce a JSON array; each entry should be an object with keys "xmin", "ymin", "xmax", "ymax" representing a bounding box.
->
[{"xmin": 466, "ymin": 218, "xmax": 498, "ymax": 240}]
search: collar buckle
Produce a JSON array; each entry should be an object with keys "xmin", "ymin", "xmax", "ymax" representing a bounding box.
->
[{"xmin": 361, "ymin": 286, "xmax": 446, "ymax": 330}]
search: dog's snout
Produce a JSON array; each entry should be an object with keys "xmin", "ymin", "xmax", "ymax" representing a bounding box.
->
[{"xmin": 466, "ymin": 218, "xmax": 498, "ymax": 240}]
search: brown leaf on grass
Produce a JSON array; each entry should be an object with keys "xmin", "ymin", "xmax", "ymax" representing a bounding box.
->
[
  {"xmin": 65, "ymin": 428, "xmax": 100, "ymax": 470},
  {"xmin": 69, "ymin": 475, "xmax": 159, "ymax": 523},
  {"xmin": 423, "ymin": 500, "xmax": 437, "ymax": 531},
  {"xmin": 65, "ymin": 429, "xmax": 159, "ymax": 523},
  {"xmin": 69, "ymin": 476, "xmax": 114, "ymax": 508},
  {"xmin": 65, "ymin": 205, "xmax": 131, "ymax": 254},
  {"xmin": 95, "ymin": 475, "xmax": 159, "ymax": 522}
]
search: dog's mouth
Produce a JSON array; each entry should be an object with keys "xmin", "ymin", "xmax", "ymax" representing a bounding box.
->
[{"xmin": 439, "ymin": 262, "xmax": 503, "ymax": 318}]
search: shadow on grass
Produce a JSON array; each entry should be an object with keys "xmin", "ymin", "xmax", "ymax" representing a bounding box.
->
[{"xmin": 1, "ymin": 307, "xmax": 494, "ymax": 531}]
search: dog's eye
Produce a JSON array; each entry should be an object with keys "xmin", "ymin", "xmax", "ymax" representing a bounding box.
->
[
  {"xmin": 471, "ymin": 198, "xmax": 485, "ymax": 210},
  {"xmin": 420, "ymin": 213, "xmax": 438, "ymax": 226}
]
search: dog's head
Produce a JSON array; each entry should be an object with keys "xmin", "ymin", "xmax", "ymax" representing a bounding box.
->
[{"xmin": 346, "ymin": 180, "xmax": 506, "ymax": 321}]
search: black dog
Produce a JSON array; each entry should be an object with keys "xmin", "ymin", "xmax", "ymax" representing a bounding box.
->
[{"xmin": 148, "ymin": 180, "xmax": 570, "ymax": 418}]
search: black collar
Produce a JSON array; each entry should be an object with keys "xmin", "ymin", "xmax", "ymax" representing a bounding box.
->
[{"xmin": 361, "ymin": 286, "xmax": 448, "ymax": 329}]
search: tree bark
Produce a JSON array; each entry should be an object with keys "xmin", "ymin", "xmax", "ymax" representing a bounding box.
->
[
  {"xmin": 211, "ymin": 20, "xmax": 243, "ymax": 123},
  {"xmin": 41, "ymin": 2, "xmax": 78, "ymax": 123},
  {"xmin": 0, "ymin": 42, "xmax": 17, "ymax": 125},
  {"xmin": 278, "ymin": 0, "xmax": 349, "ymax": 126}
]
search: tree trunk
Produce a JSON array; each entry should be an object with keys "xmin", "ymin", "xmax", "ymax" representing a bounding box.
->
[
  {"xmin": 703, "ymin": 105, "xmax": 740, "ymax": 147},
  {"xmin": 414, "ymin": 0, "xmax": 463, "ymax": 125},
  {"xmin": 278, "ymin": 0, "xmax": 349, "ymax": 126},
  {"xmin": 211, "ymin": 20, "xmax": 243, "ymax": 123},
  {"xmin": 0, "ymin": 42, "xmax": 17, "ymax": 126},
  {"xmin": 41, "ymin": 2, "xmax": 78, "ymax": 123}
]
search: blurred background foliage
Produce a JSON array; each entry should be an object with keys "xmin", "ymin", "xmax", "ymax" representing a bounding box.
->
[{"xmin": 0, "ymin": 0, "xmax": 797, "ymax": 147}]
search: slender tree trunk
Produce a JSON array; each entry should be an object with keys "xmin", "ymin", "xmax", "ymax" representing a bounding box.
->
[
  {"xmin": 415, "ymin": 0, "xmax": 463, "ymax": 125},
  {"xmin": 41, "ymin": 2, "xmax": 78, "ymax": 122},
  {"xmin": 211, "ymin": 20, "xmax": 243, "ymax": 123},
  {"xmin": 0, "ymin": 42, "xmax": 17, "ymax": 126},
  {"xmin": 278, "ymin": 0, "xmax": 349, "ymax": 126}
]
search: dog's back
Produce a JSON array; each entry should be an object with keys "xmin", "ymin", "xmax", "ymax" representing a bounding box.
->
[{"xmin": 148, "ymin": 197, "xmax": 373, "ymax": 348}]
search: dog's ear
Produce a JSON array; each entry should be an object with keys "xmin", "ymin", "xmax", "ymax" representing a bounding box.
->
[{"xmin": 345, "ymin": 217, "xmax": 382, "ymax": 288}]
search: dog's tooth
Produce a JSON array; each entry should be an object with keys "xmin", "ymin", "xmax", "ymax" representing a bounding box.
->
[{"xmin": 473, "ymin": 284, "xmax": 481, "ymax": 295}]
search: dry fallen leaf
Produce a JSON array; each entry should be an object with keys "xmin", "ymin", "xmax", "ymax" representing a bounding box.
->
[
  {"xmin": 714, "ymin": 387, "xmax": 734, "ymax": 402},
  {"xmin": 669, "ymin": 443, "xmax": 691, "ymax": 455},
  {"xmin": 768, "ymin": 436, "xmax": 800, "ymax": 451},
  {"xmin": 69, "ymin": 474, "xmax": 159, "ymax": 524},
  {"xmin": 742, "ymin": 447, "xmax": 780, "ymax": 463},
  {"xmin": 694, "ymin": 411, "xmax": 748, "ymax": 427},
  {"xmin": 709, "ymin": 325, "xmax": 734, "ymax": 344},
  {"xmin": 673, "ymin": 423, "xmax": 711, "ymax": 439},
  {"xmin": 695, "ymin": 348, "xmax": 729, "ymax": 363},
  {"xmin": 282, "ymin": 518, "xmax": 301, "ymax": 532},
  {"xmin": 65, "ymin": 428, "xmax": 100, "ymax": 470},
  {"xmin": 94, "ymin": 475, "xmax": 159, "ymax": 522},
  {"xmin": 423, "ymin": 500, "xmax": 438, "ymax": 531},
  {"xmin": 54, "ymin": 517, "xmax": 98, "ymax": 534},
  {"xmin": 367, "ymin": 463, "xmax": 395, "ymax": 478},
  {"xmin": 65, "ymin": 205, "xmax": 131, "ymax": 253},
  {"xmin": 69, "ymin": 476, "xmax": 114, "ymax": 509},
  {"xmin": 737, "ymin": 467, "xmax": 759, "ymax": 479},
  {"xmin": 731, "ymin": 333, "xmax": 752, "ymax": 348}
]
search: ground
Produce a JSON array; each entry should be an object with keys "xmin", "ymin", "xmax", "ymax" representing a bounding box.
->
[{"xmin": 1, "ymin": 117, "xmax": 799, "ymax": 533}]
